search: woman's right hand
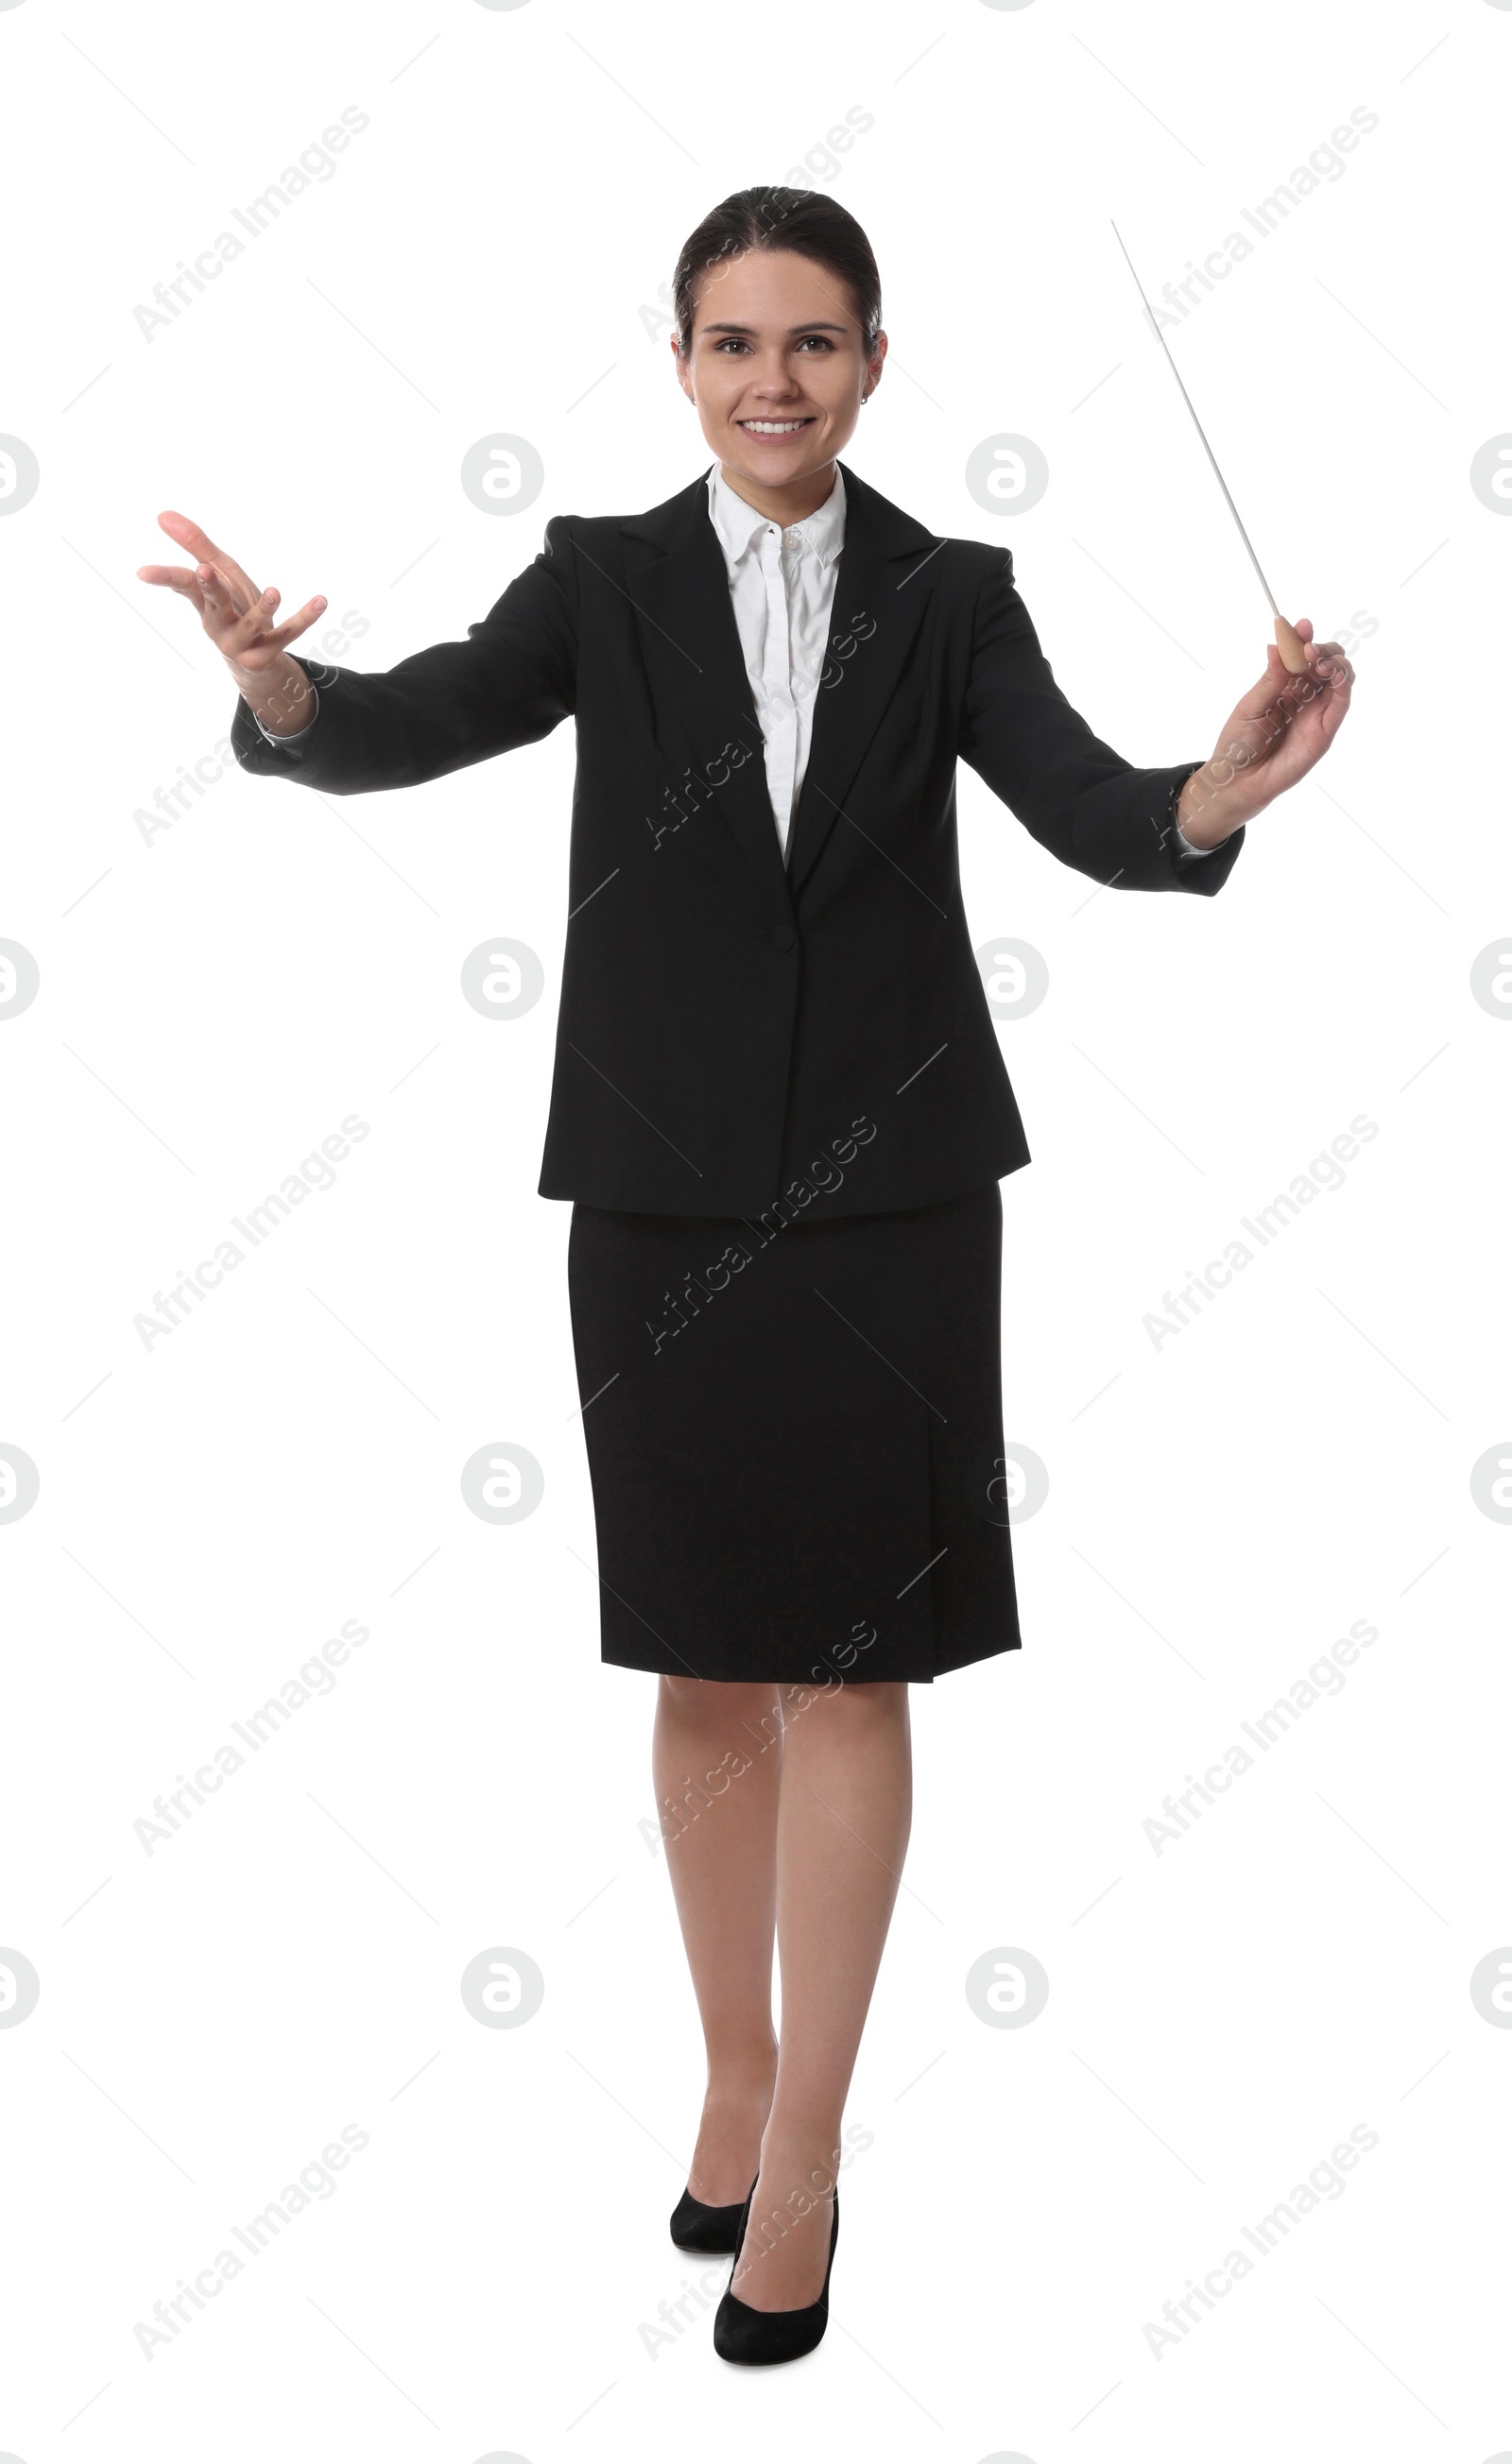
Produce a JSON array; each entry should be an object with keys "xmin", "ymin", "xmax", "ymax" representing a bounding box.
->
[{"xmin": 137, "ymin": 510, "xmax": 329, "ymax": 735}]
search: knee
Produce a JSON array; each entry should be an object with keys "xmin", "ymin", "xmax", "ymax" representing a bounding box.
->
[
  {"xmin": 660, "ymin": 1674, "xmax": 780, "ymax": 1725},
  {"xmin": 783, "ymin": 1677, "xmax": 908, "ymax": 1728}
]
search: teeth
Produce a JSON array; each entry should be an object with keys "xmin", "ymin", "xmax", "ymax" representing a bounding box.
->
[{"xmin": 743, "ymin": 419, "xmax": 807, "ymax": 434}]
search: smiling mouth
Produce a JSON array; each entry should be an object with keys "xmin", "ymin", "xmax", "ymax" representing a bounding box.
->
[{"xmin": 737, "ymin": 417, "xmax": 816, "ymax": 437}]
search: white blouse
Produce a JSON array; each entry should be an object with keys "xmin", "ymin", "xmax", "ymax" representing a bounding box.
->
[
  {"xmin": 705, "ymin": 461, "xmax": 846, "ymax": 864},
  {"xmin": 254, "ymin": 469, "xmax": 1215, "ymax": 864},
  {"xmin": 703, "ymin": 463, "xmax": 1211, "ymax": 865}
]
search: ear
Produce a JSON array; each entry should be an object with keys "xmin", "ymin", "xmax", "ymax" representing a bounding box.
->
[{"xmin": 670, "ymin": 332, "xmax": 694, "ymax": 401}]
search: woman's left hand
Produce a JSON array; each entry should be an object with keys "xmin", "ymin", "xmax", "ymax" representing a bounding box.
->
[{"xmin": 1177, "ymin": 618, "xmax": 1355, "ymax": 847}]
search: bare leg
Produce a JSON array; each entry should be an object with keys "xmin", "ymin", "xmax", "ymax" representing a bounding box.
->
[
  {"xmin": 654, "ymin": 1675, "xmax": 783, "ymax": 2203},
  {"xmin": 730, "ymin": 1678, "xmax": 913, "ymax": 2311}
]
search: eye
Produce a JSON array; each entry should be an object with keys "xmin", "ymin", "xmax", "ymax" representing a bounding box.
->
[
  {"xmin": 795, "ymin": 335, "xmax": 836, "ymax": 351},
  {"xmin": 713, "ymin": 337, "xmax": 750, "ymax": 353}
]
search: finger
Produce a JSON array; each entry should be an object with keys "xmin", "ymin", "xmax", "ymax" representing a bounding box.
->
[
  {"xmin": 159, "ymin": 513, "xmax": 262, "ymax": 607},
  {"xmin": 1281, "ymin": 653, "xmax": 1354, "ymax": 734},
  {"xmin": 1291, "ymin": 615, "xmax": 1314, "ymax": 642},
  {"xmin": 137, "ymin": 560, "xmax": 205, "ymax": 592},
  {"xmin": 1320, "ymin": 653, "xmax": 1354, "ymax": 702},
  {"xmin": 1276, "ymin": 664, "xmax": 1333, "ymax": 715},
  {"xmin": 1278, "ymin": 634, "xmax": 1345, "ymax": 693},
  {"xmin": 1231, "ymin": 652, "xmax": 1289, "ymax": 717},
  {"xmin": 218, "ymin": 592, "xmax": 283, "ymax": 656},
  {"xmin": 256, "ymin": 600, "xmax": 330, "ymax": 654},
  {"xmin": 195, "ymin": 567, "xmax": 271, "ymax": 652},
  {"xmin": 198, "ymin": 557, "xmax": 261, "ymax": 621},
  {"xmin": 157, "ymin": 509, "xmax": 226, "ymax": 564},
  {"xmin": 222, "ymin": 590, "xmax": 326, "ymax": 657},
  {"xmin": 136, "ymin": 564, "xmax": 208, "ymax": 617},
  {"xmin": 1287, "ymin": 649, "xmax": 1350, "ymax": 709},
  {"xmin": 1306, "ymin": 639, "xmax": 1346, "ymax": 680}
]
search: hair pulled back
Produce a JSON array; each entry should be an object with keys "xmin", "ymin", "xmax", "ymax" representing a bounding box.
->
[{"xmin": 673, "ymin": 186, "xmax": 882, "ymax": 357}]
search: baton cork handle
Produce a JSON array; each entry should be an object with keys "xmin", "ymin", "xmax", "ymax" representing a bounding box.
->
[{"xmin": 1274, "ymin": 615, "xmax": 1310, "ymax": 675}]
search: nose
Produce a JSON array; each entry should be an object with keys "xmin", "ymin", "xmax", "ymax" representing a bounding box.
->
[{"xmin": 743, "ymin": 352, "xmax": 803, "ymax": 400}]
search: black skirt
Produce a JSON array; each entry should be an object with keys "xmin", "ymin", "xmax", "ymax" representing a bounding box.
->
[{"xmin": 567, "ymin": 1183, "xmax": 1020, "ymax": 1685}]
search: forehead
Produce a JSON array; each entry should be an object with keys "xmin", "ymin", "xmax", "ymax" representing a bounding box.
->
[{"xmin": 691, "ymin": 246, "xmax": 858, "ymax": 334}]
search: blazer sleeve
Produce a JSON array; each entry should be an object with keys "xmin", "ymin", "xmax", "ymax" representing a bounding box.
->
[
  {"xmin": 229, "ymin": 515, "xmax": 578, "ymax": 796},
  {"xmin": 957, "ymin": 548, "xmax": 1245, "ymax": 895}
]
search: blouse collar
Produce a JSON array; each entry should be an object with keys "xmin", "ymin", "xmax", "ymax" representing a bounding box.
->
[{"xmin": 706, "ymin": 461, "xmax": 847, "ymax": 573}]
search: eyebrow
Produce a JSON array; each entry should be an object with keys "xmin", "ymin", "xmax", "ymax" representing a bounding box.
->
[{"xmin": 698, "ymin": 321, "xmax": 850, "ymax": 336}]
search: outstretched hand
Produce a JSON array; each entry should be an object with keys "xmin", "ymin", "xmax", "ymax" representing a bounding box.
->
[
  {"xmin": 1178, "ymin": 618, "xmax": 1355, "ymax": 847},
  {"xmin": 137, "ymin": 511, "xmax": 328, "ymax": 676}
]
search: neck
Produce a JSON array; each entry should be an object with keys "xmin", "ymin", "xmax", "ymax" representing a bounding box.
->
[{"xmin": 716, "ymin": 458, "xmax": 837, "ymax": 528}]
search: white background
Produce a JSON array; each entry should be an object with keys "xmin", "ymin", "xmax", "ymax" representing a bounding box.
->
[{"xmin": 2, "ymin": 1, "xmax": 1508, "ymax": 2457}]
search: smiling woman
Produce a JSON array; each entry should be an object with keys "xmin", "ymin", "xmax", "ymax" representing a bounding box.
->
[
  {"xmin": 136, "ymin": 179, "xmax": 1353, "ymax": 2373},
  {"xmin": 671, "ymin": 187, "xmax": 885, "ymax": 512}
]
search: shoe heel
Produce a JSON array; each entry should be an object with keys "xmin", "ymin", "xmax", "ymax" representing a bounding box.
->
[
  {"xmin": 713, "ymin": 2180, "xmax": 839, "ymax": 2367},
  {"xmin": 669, "ymin": 2182, "xmax": 749, "ymax": 2255}
]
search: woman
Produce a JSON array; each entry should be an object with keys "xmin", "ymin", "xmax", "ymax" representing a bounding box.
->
[{"xmin": 139, "ymin": 186, "xmax": 1353, "ymax": 2367}]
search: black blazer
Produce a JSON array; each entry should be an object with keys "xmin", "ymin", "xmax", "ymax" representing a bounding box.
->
[{"xmin": 231, "ymin": 461, "xmax": 1245, "ymax": 1219}]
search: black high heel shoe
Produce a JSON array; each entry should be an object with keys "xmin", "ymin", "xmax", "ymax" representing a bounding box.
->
[
  {"xmin": 668, "ymin": 2182, "xmax": 749, "ymax": 2254},
  {"xmin": 713, "ymin": 2179, "xmax": 839, "ymax": 2366}
]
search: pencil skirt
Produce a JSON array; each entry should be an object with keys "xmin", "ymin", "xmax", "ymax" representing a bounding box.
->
[{"xmin": 566, "ymin": 1183, "xmax": 1021, "ymax": 1685}]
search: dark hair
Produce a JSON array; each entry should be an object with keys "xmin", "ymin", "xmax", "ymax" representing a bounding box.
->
[{"xmin": 673, "ymin": 186, "xmax": 882, "ymax": 358}]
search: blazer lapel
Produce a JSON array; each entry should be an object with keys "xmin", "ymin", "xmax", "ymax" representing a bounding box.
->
[
  {"xmin": 620, "ymin": 472, "xmax": 790, "ymax": 909},
  {"xmin": 782, "ymin": 462, "xmax": 941, "ymax": 898}
]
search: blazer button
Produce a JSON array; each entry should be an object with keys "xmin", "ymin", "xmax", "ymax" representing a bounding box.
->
[{"xmin": 771, "ymin": 926, "xmax": 796, "ymax": 952}]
